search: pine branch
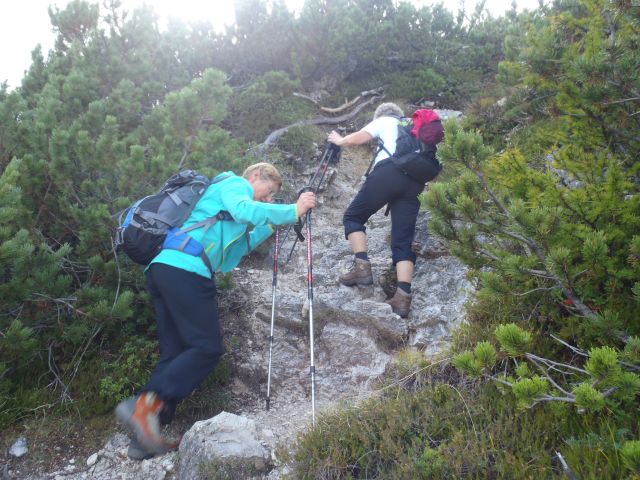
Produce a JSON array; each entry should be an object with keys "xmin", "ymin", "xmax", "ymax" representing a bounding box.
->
[
  {"xmin": 552, "ymin": 334, "xmax": 640, "ymax": 372},
  {"xmin": 32, "ymin": 293, "xmax": 88, "ymax": 317},
  {"xmin": 469, "ymin": 168, "xmax": 597, "ymax": 319},
  {"xmin": 550, "ymin": 334, "xmax": 589, "ymax": 358},
  {"xmin": 528, "ymin": 356, "xmax": 572, "ymax": 396},
  {"xmin": 534, "ymin": 394, "xmax": 576, "ymax": 404},
  {"xmin": 478, "ymin": 248, "xmax": 500, "ymax": 262},
  {"xmin": 177, "ymin": 118, "xmax": 204, "ymax": 170},
  {"xmin": 513, "ymin": 286, "xmax": 556, "ymax": 297},
  {"xmin": 524, "ymin": 352, "xmax": 589, "ymax": 375},
  {"xmin": 34, "ymin": 178, "xmax": 54, "ymax": 224},
  {"xmin": 602, "ymin": 97, "xmax": 640, "ymax": 105}
]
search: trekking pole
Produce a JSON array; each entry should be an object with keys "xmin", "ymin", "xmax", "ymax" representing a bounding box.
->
[
  {"xmin": 265, "ymin": 226, "xmax": 280, "ymax": 411},
  {"xmin": 283, "ymin": 143, "xmax": 340, "ymax": 265},
  {"xmin": 278, "ymin": 145, "xmax": 332, "ymax": 255},
  {"xmin": 300, "ymin": 186, "xmax": 317, "ymax": 425}
]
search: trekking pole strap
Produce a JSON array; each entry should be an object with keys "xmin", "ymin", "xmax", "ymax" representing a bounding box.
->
[
  {"xmin": 379, "ymin": 141, "xmax": 393, "ymax": 158},
  {"xmin": 292, "ymin": 185, "xmax": 314, "ymax": 242},
  {"xmin": 293, "ymin": 219, "xmax": 305, "ymax": 241},
  {"xmin": 365, "ymin": 141, "xmax": 391, "ymax": 177},
  {"xmin": 376, "ymin": 140, "xmax": 395, "ymax": 216}
]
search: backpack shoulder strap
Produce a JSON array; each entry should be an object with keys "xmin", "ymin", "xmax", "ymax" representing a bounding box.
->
[
  {"xmin": 378, "ymin": 140, "xmax": 393, "ymax": 157},
  {"xmin": 175, "ymin": 173, "xmax": 234, "ymax": 228},
  {"xmin": 210, "ymin": 172, "xmax": 234, "ymax": 186}
]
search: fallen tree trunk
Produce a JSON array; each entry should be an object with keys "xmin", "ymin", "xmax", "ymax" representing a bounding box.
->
[
  {"xmin": 258, "ymin": 93, "xmax": 383, "ymax": 151},
  {"xmin": 319, "ymin": 88, "xmax": 384, "ymax": 115},
  {"xmin": 293, "ymin": 88, "xmax": 384, "ymax": 115}
]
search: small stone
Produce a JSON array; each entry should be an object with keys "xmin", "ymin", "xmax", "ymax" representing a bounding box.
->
[
  {"xmin": 87, "ymin": 453, "xmax": 99, "ymax": 467},
  {"xmin": 9, "ymin": 437, "xmax": 28, "ymax": 457},
  {"xmin": 69, "ymin": 458, "xmax": 75, "ymax": 464}
]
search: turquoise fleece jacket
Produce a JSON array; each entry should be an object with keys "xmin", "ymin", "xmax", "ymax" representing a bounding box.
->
[{"xmin": 150, "ymin": 172, "xmax": 298, "ymax": 278}]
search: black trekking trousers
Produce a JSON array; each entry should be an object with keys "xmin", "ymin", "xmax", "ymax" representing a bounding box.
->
[
  {"xmin": 343, "ymin": 158, "xmax": 424, "ymax": 265},
  {"xmin": 144, "ymin": 263, "xmax": 225, "ymax": 417}
]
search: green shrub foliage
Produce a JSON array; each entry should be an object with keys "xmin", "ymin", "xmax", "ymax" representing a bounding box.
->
[
  {"xmin": 0, "ymin": 2, "xmax": 244, "ymax": 425},
  {"xmin": 291, "ymin": 0, "xmax": 639, "ymax": 477},
  {"xmin": 1, "ymin": 0, "xmax": 638, "ymax": 476},
  {"xmin": 621, "ymin": 440, "xmax": 640, "ymax": 474},
  {"xmin": 0, "ymin": 0, "xmax": 531, "ymax": 426}
]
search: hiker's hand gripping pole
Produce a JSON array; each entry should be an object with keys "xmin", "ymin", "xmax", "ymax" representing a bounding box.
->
[{"xmin": 295, "ymin": 191, "xmax": 317, "ymax": 218}]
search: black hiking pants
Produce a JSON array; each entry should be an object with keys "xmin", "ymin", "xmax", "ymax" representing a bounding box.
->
[
  {"xmin": 343, "ymin": 158, "xmax": 424, "ymax": 265},
  {"xmin": 143, "ymin": 263, "xmax": 224, "ymax": 420}
]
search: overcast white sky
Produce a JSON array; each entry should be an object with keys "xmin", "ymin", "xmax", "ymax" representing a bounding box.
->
[{"xmin": 1, "ymin": 0, "xmax": 542, "ymax": 90}]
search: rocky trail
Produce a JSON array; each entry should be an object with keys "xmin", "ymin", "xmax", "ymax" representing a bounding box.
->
[{"xmin": 6, "ymin": 117, "xmax": 470, "ymax": 479}]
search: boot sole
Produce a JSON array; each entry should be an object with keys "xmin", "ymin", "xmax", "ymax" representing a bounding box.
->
[
  {"xmin": 387, "ymin": 304, "xmax": 410, "ymax": 318},
  {"xmin": 127, "ymin": 442, "xmax": 155, "ymax": 461},
  {"xmin": 339, "ymin": 276, "xmax": 373, "ymax": 287},
  {"xmin": 115, "ymin": 398, "xmax": 178, "ymax": 455}
]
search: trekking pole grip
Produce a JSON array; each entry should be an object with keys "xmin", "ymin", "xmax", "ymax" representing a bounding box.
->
[{"xmin": 293, "ymin": 186, "xmax": 314, "ymax": 241}]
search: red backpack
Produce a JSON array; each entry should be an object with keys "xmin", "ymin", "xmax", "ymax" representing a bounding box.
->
[
  {"xmin": 390, "ymin": 109, "xmax": 445, "ymax": 183},
  {"xmin": 410, "ymin": 109, "xmax": 445, "ymax": 147}
]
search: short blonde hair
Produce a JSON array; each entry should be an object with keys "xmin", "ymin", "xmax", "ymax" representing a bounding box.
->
[
  {"xmin": 243, "ymin": 162, "xmax": 283, "ymax": 188},
  {"xmin": 373, "ymin": 102, "xmax": 404, "ymax": 120}
]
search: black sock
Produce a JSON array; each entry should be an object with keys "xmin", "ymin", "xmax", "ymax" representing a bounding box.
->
[
  {"xmin": 355, "ymin": 252, "xmax": 369, "ymax": 261},
  {"xmin": 398, "ymin": 281, "xmax": 411, "ymax": 294}
]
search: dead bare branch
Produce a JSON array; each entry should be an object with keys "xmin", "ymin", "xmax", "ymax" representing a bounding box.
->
[
  {"xmin": 293, "ymin": 87, "xmax": 384, "ymax": 115},
  {"xmin": 47, "ymin": 342, "xmax": 72, "ymax": 403},
  {"xmin": 258, "ymin": 92, "xmax": 384, "ymax": 151},
  {"xmin": 319, "ymin": 88, "xmax": 384, "ymax": 114},
  {"xmin": 32, "ymin": 293, "xmax": 88, "ymax": 317},
  {"xmin": 292, "ymin": 92, "xmax": 320, "ymax": 106}
]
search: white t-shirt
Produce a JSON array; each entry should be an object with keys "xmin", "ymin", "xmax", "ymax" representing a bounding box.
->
[{"xmin": 362, "ymin": 116, "xmax": 399, "ymax": 165}]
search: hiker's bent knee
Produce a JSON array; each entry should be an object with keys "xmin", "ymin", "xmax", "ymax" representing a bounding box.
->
[
  {"xmin": 343, "ymin": 218, "xmax": 366, "ymax": 239},
  {"xmin": 199, "ymin": 341, "xmax": 225, "ymax": 361},
  {"xmin": 344, "ymin": 221, "xmax": 365, "ymax": 237},
  {"xmin": 392, "ymin": 249, "xmax": 416, "ymax": 265}
]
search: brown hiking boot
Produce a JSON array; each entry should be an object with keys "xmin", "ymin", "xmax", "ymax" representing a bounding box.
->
[
  {"xmin": 339, "ymin": 258, "xmax": 373, "ymax": 286},
  {"xmin": 115, "ymin": 392, "xmax": 180, "ymax": 455},
  {"xmin": 386, "ymin": 289, "xmax": 412, "ymax": 318}
]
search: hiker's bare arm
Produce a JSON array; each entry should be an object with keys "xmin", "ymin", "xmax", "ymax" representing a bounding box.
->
[{"xmin": 328, "ymin": 129, "xmax": 372, "ymax": 147}]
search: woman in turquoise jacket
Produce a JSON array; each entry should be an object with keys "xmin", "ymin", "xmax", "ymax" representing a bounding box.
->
[{"xmin": 116, "ymin": 163, "xmax": 316, "ymax": 458}]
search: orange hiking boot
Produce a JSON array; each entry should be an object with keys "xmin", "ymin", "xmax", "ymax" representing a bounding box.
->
[{"xmin": 115, "ymin": 392, "xmax": 179, "ymax": 455}]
